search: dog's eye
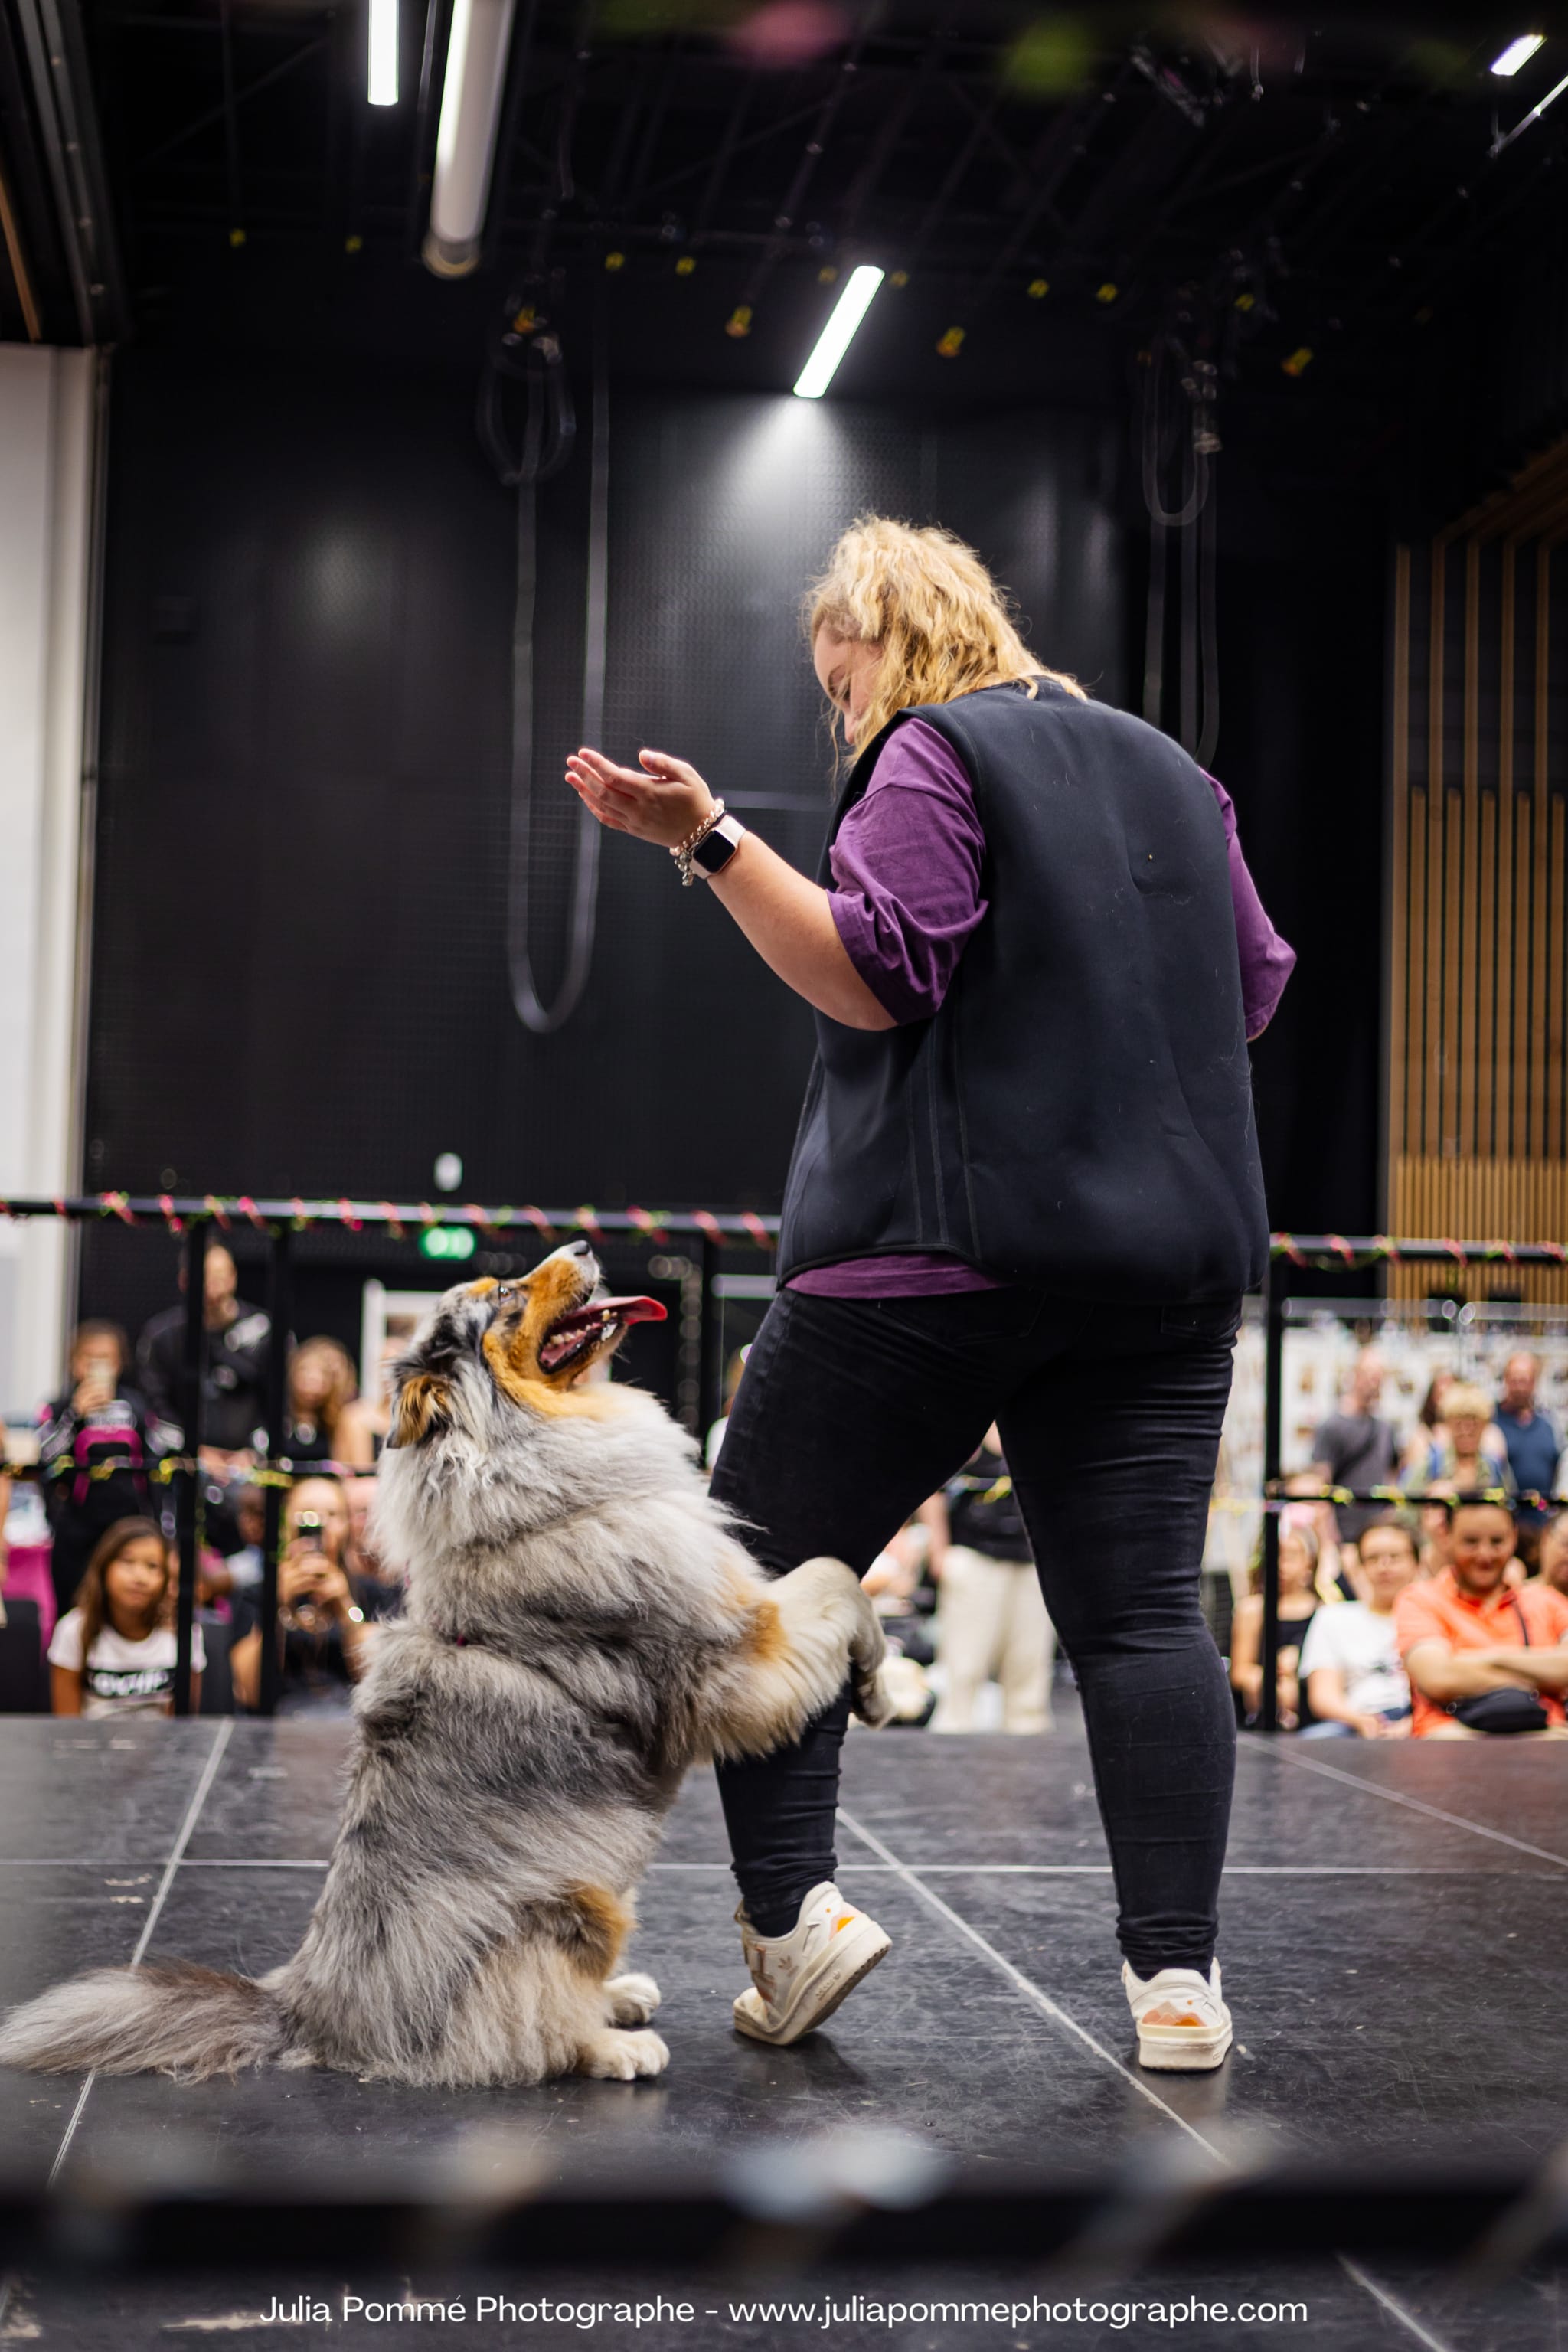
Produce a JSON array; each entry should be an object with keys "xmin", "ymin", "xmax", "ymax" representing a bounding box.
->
[{"xmin": 495, "ymin": 1285, "xmax": 513, "ymax": 1302}]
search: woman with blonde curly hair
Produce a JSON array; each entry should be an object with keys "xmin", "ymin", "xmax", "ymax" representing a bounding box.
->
[{"xmin": 567, "ymin": 515, "xmax": 1294, "ymax": 2073}]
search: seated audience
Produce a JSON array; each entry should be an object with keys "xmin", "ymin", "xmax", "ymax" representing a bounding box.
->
[
  {"xmin": 1281, "ymin": 1470, "xmax": 1348, "ymax": 1595},
  {"xmin": 1298, "ymin": 1513, "xmax": 1416, "ymax": 1738},
  {"xmin": 36, "ymin": 1321, "xmax": 162, "ymax": 1619},
  {"xmin": 286, "ymin": 1337, "xmax": 377, "ymax": 1469},
  {"xmin": 1229, "ymin": 1514, "xmax": 1323, "ymax": 1730},
  {"xmin": 229, "ymin": 1473, "xmax": 393, "ymax": 1717},
  {"xmin": 48, "ymin": 1516, "xmax": 203, "ymax": 1717},
  {"xmin": 1496, "ymin": 1352, "xmax": 1563, "ymax": 1566},
  {"xmin": 920, "ymin": 1427, "xmax": 1054, "ymax": 1733},
  {"xmin": 198, "ymin": 1481, "xmax": 268, "ymax": 1601},
  {"xmin": 1410, "ymin": 1382, "xmax": 1512, "ymax": 1497},
  {"xmin": 356, "ymin": 1334, "xmax": 405, "ymax": 1459},
  {"xmin": 1310, "ymin": 1348, "xmax": 1398, "ymax": 1550},
  {"xmin": 1530, "ymin": 1505, "xmax": 1568, "ymax": 1598},
  {"xmin": 1396, "ymin": 1497, "xmax": 1568, "ymax": 1738},
  {"xmin": 136, "ymin": 1242, "xmax": 270, "ymax": 1463},
  {"xmin": 342, "ymin": 1472, "xmax": 388, "ymax": 1584},
  {"xmin": 1399, "ymin": 1373, "xmax": 1455, "ymax": 1485}
]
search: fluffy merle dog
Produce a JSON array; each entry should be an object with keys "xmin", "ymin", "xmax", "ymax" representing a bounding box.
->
[{"xmin": 0, "ymin": 1243, "xmax": 889, "ymax": 2086}]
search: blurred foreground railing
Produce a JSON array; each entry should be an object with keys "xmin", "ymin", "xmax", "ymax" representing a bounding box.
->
[{"xmin": 0, "ymin": 2133, "xmax": 1565, "ymax": 2280}]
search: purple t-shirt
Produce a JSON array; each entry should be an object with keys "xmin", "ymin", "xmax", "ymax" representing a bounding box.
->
[{"xmin": 788, "ymin": 714, "xmax": 1295, "ymax": 1299}]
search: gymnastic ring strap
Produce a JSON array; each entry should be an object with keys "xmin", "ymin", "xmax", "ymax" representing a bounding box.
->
[{"xmin": 507, "ymin": 312, "xmax": 607, "ymax": 1037}]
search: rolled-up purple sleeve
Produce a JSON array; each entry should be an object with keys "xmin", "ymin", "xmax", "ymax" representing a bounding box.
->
[
  {"xmin": 828, "ymin": 718, "xmax": 988, "ymax": 1024},
  {"xmin": 1204, "ymin": 773, "xmax": 1296, "ymax": 1039},
  {"xmin": 827, "ymin": 717, "xmax": 1295, "ymax": 1039}
]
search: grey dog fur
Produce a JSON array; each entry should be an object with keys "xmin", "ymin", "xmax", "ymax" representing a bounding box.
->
[{"xmin": 0, "ymin": 1249, "xmax": 888, "ymax": 2087}]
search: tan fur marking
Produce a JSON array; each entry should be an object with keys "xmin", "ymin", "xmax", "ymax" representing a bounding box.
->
[
  {"xmin": 562, "ymin": 1885, "xmax": 633, "ymax": 1979},
  {"xmin": 390, "ymin": 1373, "xmax": 451, "ymax": 1450},
  {"xmin": 737, "ymin": 1593, "xmax": 789, "ymax": 1668},
  {"xmin": 481, "ymin": 1330, "xmax": 621, "ymax": 1419},
  {"xmin": 476, "ymin": 1256, "xmax": 635, "ymax": 1402}
]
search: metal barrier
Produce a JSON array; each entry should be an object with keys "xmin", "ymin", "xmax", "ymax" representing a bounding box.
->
[{"xmin": 3, "ymin": 1204, "xmax": 1565, "ymax": 1720}]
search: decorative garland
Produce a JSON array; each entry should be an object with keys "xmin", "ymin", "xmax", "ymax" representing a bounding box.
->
[
  {"xmin": 0, "ymin": 1202, "xmax": 1564, "ymax": 1267},
  {"xmin": 0, "ymin": 1194, "xmax": 782, "ymax": 1246},
  {"xmin": 1271, "ymin": 1233, "xmax": 1567, "ymax": 1269}
]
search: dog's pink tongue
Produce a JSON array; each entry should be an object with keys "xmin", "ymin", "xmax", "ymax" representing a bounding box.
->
[{"xmin": 596, "ymin": 1295, "xmax": 666, "ymax": 1326}]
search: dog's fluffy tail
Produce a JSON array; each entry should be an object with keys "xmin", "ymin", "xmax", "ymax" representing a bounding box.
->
[{"xmin": 0, "ymin": 1961, "xmax": 289, "ymax": 2081}]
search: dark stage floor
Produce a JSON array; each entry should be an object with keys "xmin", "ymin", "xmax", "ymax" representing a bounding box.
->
[{"xmin": 1, "ymin": 1715, "xmax": 1565, "ymax": 2349}]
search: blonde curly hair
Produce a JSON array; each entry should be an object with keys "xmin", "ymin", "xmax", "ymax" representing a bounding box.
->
[{"xmin": 805, "ymin": 514, "xmax": 1085, "ymax": 757}]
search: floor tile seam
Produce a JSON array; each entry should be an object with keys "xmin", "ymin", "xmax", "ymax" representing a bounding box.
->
[
  {"xmin": 838, "ymin": 1806, "xmax": 1462, "ymax": 2352},
  {"xmin": 834, "ymin": 1803, "xmax": 1218, "ymax": 2154},
  {"xmin": 45, "ymin": 1720, "xmax": 234, "ymax": 2191},
  {"xmin": 1258, "ymin": 1743, "xmax": 1568, "ymax": 1871}
]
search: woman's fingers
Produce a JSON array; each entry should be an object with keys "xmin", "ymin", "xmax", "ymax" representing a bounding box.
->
[
  {"xmin": 567, "ymin": 773, "xmax": 629, "ymax": 831},
  {"xmin": 566, "ymin": 766, "xmax": 635, "ymax": 813},
  {"xmin": 572, "ymin": 746, "xmax": 652, "ymax": 795},
  {"xmin": 639, "ymin": 748, "xmax": 701, "ymax": 786},
  {"xmin": 567, "ymin": 743, "xmax": 714, "ymax": 849},
  {"xmin": 565, "ymin": 760, "xmax": 642, "ymax": 821}
]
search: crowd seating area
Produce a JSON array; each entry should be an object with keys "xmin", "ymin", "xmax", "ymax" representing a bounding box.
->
[{"xmin": 2, "ymin": 1256, "xmax": 1566, "ymax": 1740}]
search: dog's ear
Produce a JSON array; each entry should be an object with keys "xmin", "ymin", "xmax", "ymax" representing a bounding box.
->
[{"xmin": 387, "ymin": 1372, "xmax": 451, "ymax": 1450}]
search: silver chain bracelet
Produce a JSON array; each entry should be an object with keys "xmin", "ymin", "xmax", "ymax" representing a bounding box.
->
[{"xmin": 670, "ymin": 798, "xmax": 727, "ymax": 887}]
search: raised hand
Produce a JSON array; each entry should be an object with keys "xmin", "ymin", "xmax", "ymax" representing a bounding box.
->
[{"xmin": 564, "ymin": 746, "xmax": 714, "ymax": 849}]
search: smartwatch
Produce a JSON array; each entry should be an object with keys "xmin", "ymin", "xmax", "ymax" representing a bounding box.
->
[{"xmin": 689, "ymin": 812, "xmax": 747, "ymax": 879}]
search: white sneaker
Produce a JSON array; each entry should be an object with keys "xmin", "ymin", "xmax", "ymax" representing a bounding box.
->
[
  {"xmin": 1122, "ymin": 1960, "xmax": 1233, "ymax": 2072},
  {"xmin": 733, "ymin": 1882, "xmax": 891, "ymax": 2047}
]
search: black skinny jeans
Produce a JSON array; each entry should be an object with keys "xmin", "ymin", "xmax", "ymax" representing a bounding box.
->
[{"xmin": 709, "ymin": 1284, "xmax": 1240, "ymax": 1978}]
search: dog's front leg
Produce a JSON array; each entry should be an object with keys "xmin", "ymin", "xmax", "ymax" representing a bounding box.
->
[{"xmin": 701, "ymin": 1556, "xmax": 891, "ymax": 1762}]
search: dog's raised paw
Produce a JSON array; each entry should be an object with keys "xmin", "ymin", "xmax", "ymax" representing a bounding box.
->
[
  {"xmin": 606, "ymin": 1971, "xmax": 662, "ymax": 2026},
  {"xmin": 578, "ymin": 2028, "xmax": 670, "ymax": 2080}
]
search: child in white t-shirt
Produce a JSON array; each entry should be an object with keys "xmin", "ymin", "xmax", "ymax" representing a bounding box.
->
[
  {"xmin": 48, "ymin": 1514, "xmax": 204, "ymax": 1718},
  {"xmin": 1298, "ymin": 1514, "xmax": 1416, "ymax": 1739}
]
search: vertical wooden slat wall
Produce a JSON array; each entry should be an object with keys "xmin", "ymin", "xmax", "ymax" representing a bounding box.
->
[{"xmin": 1390, "ymin": 443, "xmax": 1568, "ymax": 1302}]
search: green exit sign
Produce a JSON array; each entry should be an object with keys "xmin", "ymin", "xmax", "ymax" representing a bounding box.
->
[{"xmin": 420, "ymin": 1226, "xmax": 476, "ymax": 1262}]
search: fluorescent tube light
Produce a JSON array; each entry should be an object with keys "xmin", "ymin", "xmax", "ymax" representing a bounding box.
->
[
  {"xmin": 423, "ymin": 0, "xmax": 517, "ymax": 277},
  {"xmin": 793, "ymin": 266, "xmax": 886, "ymax": 399},
  {"xmin": 1491, "ymin": 33, "xmax": 1544, "ymax": 75},
  {"xmin": 368, "ymin": 0, "xmax": 399, "ymax": 104}
]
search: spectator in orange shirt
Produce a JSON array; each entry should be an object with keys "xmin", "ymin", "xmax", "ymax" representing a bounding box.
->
[{"xmin": 1396, "ymin": 1498, "xmax": 1568, "ymax": 1739}]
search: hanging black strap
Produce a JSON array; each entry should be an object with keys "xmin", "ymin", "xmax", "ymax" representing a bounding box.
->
[{"xmin": 507, "ymin": 312, "xmax": 609, "ymax": 1036}]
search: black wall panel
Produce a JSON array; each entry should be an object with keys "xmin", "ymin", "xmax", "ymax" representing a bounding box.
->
[{"xmin": 85, "ymin": 354, "xmax": 1125, "ymax": 1224}]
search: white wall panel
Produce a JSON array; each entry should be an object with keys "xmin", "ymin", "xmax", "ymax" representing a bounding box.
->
[{"xmin": 0, "ymin": 345, "xmax": 97, "ymax": 1420}]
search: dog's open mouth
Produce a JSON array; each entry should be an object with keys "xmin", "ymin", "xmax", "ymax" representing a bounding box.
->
[{"xmin": 537, "ymin": 1294, "xmax": 667, "ymax": 1375}]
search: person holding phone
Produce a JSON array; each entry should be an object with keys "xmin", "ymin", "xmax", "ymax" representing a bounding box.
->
[
  {"xmin": 36, "ymin": 1322, "xmax": 164, "ymax": 1619},
  {"xmin": 229, "ymin": 1473, "xmax": 385, "ymax": 1715}
]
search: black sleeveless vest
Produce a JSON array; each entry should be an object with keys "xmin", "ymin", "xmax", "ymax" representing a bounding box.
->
[{"xmin": 776, "ymin": 681, "xmax": 1269, "ymax": 1300}]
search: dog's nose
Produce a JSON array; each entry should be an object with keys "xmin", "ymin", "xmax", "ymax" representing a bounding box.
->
[{"xmin": 567, "ymin": 1238, "xmax": 593, "ymax": 1259}]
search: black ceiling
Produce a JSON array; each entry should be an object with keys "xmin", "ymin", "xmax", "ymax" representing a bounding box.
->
[{"xmin": 3, "ymin": 3, "xmax": 1567, "ymax": 456}]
